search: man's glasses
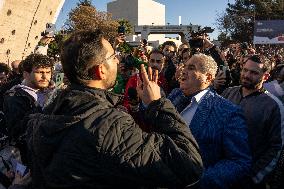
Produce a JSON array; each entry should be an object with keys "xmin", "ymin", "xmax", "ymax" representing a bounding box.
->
[
  {"xmin": 105, "ymin": 51, "xmax": 120, "ymax": 61},
  {"xmin": 150, "ymin": 59, "xmax": 162, "ymax": 63}
]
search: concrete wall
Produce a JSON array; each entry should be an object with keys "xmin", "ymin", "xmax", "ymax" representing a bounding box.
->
[
  {"xmin": 137, "ymin": 0, "xmax": 165, "ymax": 25},
  {"xmin": 0, "ymin": 0, "xmax": 65, "ymax": 64},
  {"xmin": 138, "ymin": 0, "xmax": 165, "ymax": 42},
  {"xmin": 107, "ymin": 0, "xmax": 139, "ymax": 26}
]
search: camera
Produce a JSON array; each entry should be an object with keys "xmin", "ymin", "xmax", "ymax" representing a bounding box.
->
[
  {"xmin": 188, "ymin": 26, "xmax": 214, "ymax": 49},
  {"xmin": 188, "ymin": 38, "xmax": 204, "ymax": 49},
  {"xmin": 118, "ymin": 25, "xmax": 125, "ymax": 34}
]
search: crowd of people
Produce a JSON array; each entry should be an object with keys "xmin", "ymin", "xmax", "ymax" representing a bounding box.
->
[{"xmin": 0, "ymin": 29, "xmax": 284, "ymax": 189}]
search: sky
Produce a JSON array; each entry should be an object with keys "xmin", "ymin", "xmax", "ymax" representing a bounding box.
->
[{"xmin": 56, "ymin": 0, "xmax": 232, "ymax": 40}]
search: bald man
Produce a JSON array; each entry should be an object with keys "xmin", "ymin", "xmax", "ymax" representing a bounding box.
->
[{"xmin": 11, "ymin": 60, "xmax": 21, "ymax": 74}]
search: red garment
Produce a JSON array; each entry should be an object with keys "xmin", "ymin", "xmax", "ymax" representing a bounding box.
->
[
  {"xmin": 123, "ymin": 74, "xmax": 139, "ymax": 110},
  {"xmin": 123, "ymin": 73, "xmax": 169, "ymax": 110}
]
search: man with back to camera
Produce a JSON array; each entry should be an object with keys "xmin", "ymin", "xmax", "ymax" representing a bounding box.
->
[
  {"xmin": 168, "ymin": 53, "xmax": 251, "ymax": 189},
  {"xmin": 222, "ymin": 55, "xmax": 284, "ymax": 189},
  {"xmin": 26, "ymin": 30, "xmax": 203, "ymax": 189}
]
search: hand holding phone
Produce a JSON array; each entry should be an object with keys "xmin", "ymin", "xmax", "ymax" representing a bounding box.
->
[{"xmin": 16, "ymin": 162, "xmax": 27, "ymax": 176}]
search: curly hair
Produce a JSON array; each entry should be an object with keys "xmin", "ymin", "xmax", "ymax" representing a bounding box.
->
[
  {"xmin": 162, "ymin": 41, "xmax": 177, "ymax": 51},
  {"xmin": 190, "ymin": 53, "xmax": 218, "ymax": 77},
  {"xmin": 21, "ymin": 54, "xmax": 54, "ymax": 73}
]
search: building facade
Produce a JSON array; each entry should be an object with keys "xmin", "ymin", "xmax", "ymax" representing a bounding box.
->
[
  {"xmin": 107, "ymin": 0, "xmax": 165, "ymax": 44},
  {"xmin": 0, "ymin": 0, "xmax": 65, "ymax": 64}
]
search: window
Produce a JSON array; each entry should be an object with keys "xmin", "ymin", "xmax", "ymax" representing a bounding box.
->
[
  {"xmin": 0, "ymin": 38, "xmax": 4, "ymax": 44},
  {"xmin": 7, "ymin": 9, "xmax": 12, "ymax": 16},
  {"xmin": 11, "ymin": 30, "xmax": 16, "ymax": 35}
]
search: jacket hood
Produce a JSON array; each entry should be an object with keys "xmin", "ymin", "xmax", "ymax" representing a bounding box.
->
[
  {"xmin": 12, "ymin": 84, "xmax": 38, "ymax": 101},
  {"xmin": 11, "ymin": 84, "xmax": 51, "ymax": 107}
]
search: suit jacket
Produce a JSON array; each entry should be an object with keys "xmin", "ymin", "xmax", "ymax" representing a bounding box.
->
[{"xmin": 168, "ymin": 88, "xmax": 252, "ymax": 189}]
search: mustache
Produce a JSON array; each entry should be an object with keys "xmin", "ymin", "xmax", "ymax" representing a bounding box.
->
[{"xmin": 38, "ymin": 80, "xmax": 50, "ymax": 83}]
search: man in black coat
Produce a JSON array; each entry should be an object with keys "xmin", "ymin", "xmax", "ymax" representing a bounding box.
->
[
  {"xmin": 3, "ymin": 54, "xmax": 53, "ymax": 164},
  {"xmin": 26, "ymin": 30, "xmax": 203, "ymax": 189}
]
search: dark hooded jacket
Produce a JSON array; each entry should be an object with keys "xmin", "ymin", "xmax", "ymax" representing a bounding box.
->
[{"xmin": 26, "ymin": 85, "xmax": 203, "ymax": 189}]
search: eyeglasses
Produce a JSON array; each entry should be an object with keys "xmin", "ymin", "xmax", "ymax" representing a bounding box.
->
[
  {"xmin": 150, "ymin": 59, "xmax": 162, "ymax": 63},
  {"xmin": 105, "ymin": 51, "xmax": 120, "ymax": 61}
]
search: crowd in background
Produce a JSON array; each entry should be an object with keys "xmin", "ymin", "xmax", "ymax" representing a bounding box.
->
[{"xmin": 0, "ymin": 31, "xmax": 284, "ymax": 189}]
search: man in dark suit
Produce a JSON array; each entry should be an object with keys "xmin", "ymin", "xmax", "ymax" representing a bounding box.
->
[{"xmin": 168, "ymin": 53, "xmax": 251, "ymax": 189}]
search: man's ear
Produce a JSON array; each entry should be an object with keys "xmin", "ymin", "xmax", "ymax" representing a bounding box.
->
[
  {"xmin": 205, "ymin": 73, "xmax": 214, "ymax": 84},
  {"xmin": 90, "ymin": 64, "xmax": 106, "ymax": 80},
  {"xmin": 23, "ymin": 71, "xmax": 29, "ymax": 80},
  {"xmin": 263, "ymin": 72, "xmax": 270, "ymax": 82}
]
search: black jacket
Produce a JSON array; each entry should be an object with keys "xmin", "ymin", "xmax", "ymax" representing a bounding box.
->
[
  {"xmin": 0, "ymin": 75, "xmax": 22, "ymax": 133},
  {"xmin": 26, "ymin": 85, "xmax": 203, "ymax": 189},
  {"xmin": 3, "ymin": 86, "xmax": 41, "ymax": 140}
]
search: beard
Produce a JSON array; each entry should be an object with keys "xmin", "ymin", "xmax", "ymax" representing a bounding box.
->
[
  {"xmin": 240, "ymin": 76, "xmax": 262, "ymax": 90},
  {"xmin": 32, "ymin": 80, "xmax": 50, "ymax": 90},
  {"xmin": 103, "ymin": 77, "xmax": 116, "ymax": 90},
  {"xmin": 104, "ymin": 71, "xmax": 117, "ymax": 90}
]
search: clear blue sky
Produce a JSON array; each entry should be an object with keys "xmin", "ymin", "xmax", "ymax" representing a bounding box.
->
[{"xmin": 56, "ymin": 0, "xmax": 232, "ymax": 39}]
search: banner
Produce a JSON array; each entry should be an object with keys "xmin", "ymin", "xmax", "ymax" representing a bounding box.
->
[{"xmin": 254, "ymin": 20, "xmax": 284, "ymax": 44}]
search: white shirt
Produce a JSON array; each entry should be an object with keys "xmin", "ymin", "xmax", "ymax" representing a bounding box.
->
[{"xmin": 180, "ymin": 89, "xmax": 209, "ymax": 126}]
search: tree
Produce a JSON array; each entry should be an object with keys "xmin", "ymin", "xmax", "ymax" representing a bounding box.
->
[
  {"xmin": 67, "ymin": 3, "xmax": 134, "ymax": 41},
  {"xmin": 47, "ymin": 32, "xmax": 69, "ymax": 59},
  {"xmin": 216, "ymin": 0, "xmax": 284, "ymax": 44},
  {"xmin": 118, "ymin": 19, "xmax": 133, "ymax": 34},
  {"xmin": 46, "ymin": 3, "xmax": 134, "ymax": 59},
  {"xmin": 67, "ymin": 4, "xmax": 120, "ymax": 40}
]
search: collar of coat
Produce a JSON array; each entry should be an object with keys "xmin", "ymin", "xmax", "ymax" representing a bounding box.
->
[{"xmin": 70, "ymin": 83, "xmax": 124, "ymax": 107}]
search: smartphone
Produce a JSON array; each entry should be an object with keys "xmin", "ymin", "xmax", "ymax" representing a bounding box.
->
[
  {"xmin": 188, "ymin": 38, "xmax": 204, "ymax": 48},
  {"xmin": 16, "ymin": 162, "xmax": 28, "ymax": 176},
  {"xmin": 55, "ymin": 73, "xmax": 64, "ymax": 88}
]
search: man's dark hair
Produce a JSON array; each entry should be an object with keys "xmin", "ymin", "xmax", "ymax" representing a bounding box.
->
[
  {"xmin": 149, "ymin": 48, "xmax": 164, "ymax": 57},
  {"xmin": 61, "ymin": 30, "xmax": 106, "ymax": 84},
  {"xmin": 182, "ymin": 48, "xmax": 191, "ymax": 56},
  {"xmin": 21, "ymin": 54, "xmax": 54, "ymax": 73},
  {"xmin": 0, "ymin": 63, "xmax": 10, "ymax": 75},
  {"xmin": 162, "ymin": 41, "xmax": 177, "ymax": 51},
  {"xmin": 246, "ymin": 54, "xmax": 271, "ymax": 73}
]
